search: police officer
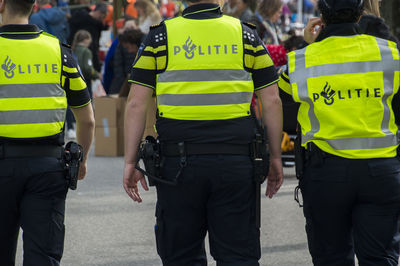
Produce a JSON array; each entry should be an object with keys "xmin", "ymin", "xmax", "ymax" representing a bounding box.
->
[
  {"xmin": 123, "ymin": 0, "xmax": 284, "ymax": 264},
  {"xmin": 0, "ymin": 1, "xmax": 95, "ymax": 265},
  {"xmin": 279, "ymin": 0, "xmax": 400, "ymax": 265}
]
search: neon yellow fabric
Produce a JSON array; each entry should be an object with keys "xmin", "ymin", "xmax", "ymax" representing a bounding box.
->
[
  {"xmin": 156, "ymin": 15, "xmax": 254, "ymax": 120},
  {"xmin": 288, "ymin": 35, "xmax": 400, "ymax": 159},
  {"xmin": 0, "ymin": 33, "xmax": 67, "ymax": 138}
]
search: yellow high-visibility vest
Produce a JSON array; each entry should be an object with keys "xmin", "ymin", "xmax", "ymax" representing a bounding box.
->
[
  {"xmin": 156, "ymin": 15, "xmax": 254, "ymax": 120},
  {"xmin": 288, "ymin": 34, "xmax": 400, "ymax": 159},
  {"xmin": 0, "ymin": 32, "xmax": 67, "ymax": 139}
]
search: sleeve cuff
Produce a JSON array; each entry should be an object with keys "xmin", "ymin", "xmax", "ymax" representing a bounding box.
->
[
  {"xmin": 254, "ymin": 79, "xmax": 280, "ymax": 91},
  {"xmin": 128, "ymin": 80, "xmax": 156, "ymax": 90}
]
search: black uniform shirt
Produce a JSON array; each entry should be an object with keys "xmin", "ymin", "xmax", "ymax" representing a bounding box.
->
[{"xmin": 130, "ymin": 4, "xmax": 279, "ymax": 144}]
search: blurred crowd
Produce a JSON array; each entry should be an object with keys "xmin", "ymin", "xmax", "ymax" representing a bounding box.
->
[
  {"xmin": 28, "ymin": 0, "xmax": 316, "ymax": 137},
  {"xmin": 28, "ymin": 0, "xmax": 318, "ymax": 92}
]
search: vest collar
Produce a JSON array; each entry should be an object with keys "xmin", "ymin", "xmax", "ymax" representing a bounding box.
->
[
  {"xmin": 316, "ymin": 23, "xmax": 363, "ymax": 42},
  {"xmin": 0, "ymin": 24, "xmax": 42, "ymax": 39},
  {"xmin": 182, "ymin": 3, "xmax": 222, "ymax": 19},
  {"xmin": 0, "ymin": 24, "xmax": 40, "ymax": 34}
]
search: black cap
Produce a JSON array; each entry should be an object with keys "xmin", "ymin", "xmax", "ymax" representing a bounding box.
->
[
  {"xmin": 23, "ymin": 0, "xmax": 36, "ymax": 3},
  {"xmin": 319, "ymin": 0, "xmax": 363, "ymax": 12}
]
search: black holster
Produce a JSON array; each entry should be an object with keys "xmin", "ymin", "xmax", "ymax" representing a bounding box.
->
[
  {"xmin": 64, "ymin": 141, "xmax": 83, "ymax": 190},
  {"xmin": 135, "ymin": 136, "xmax": 182, "ymax": 186},
  {"xmin": 135, "ymin": 136, "xmax": 161, "ymax": 186},
  {"xmin": 251, "ymin": 132, "xmax": 269, "ymax": 229},
  {"xmin": 251, "ymin": 132, "xmax": 269, "ymax": 184}
]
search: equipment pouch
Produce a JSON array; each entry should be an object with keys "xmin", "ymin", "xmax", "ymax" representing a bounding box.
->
[
  {"xmin": 135, "ymin": 136, "xmax": 181, "ymax": 186},
  {"xmin": 252, "ymin": 132, "xmax": 269, "ymax": 184},
  {"xmin": 64, "ymin": 141, "xmax": 83, "ymax": 190},
  {"xmin": 136, "ymin": 136, "xmax": 160, "ymax": 186}
]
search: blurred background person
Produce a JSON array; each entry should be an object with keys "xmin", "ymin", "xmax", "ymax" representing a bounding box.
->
[
  {"xmin": 134, "ymin": 0, "xmax": 162, "ymax": 34},
  {"xmin": 72, "ymin": 29, "xmax": 101, "ymax": 95},
  {"xmin": 29, "ymin": 0, "xmax": 70, "ymax": 43},
  {"xmin": 69, "ymin": 0, "xmax": 91, "ymax": 16},
  {"xmin": 108, "ymin": 29, "xmax": 144, "ymax": 95},
  {"xmin": 68, "ymin": 3, "xmax": 109, "ymax": 72},
  {"xmin": 256, "ymin": 0, "xmax": 284, "ymax": 44},
  {"xmin": 303, "ymin": 0, "xmax": 316, "ymax": 23},
  {"xmin": 64, "ymin": 30, "xmax": 100, "ymax": 139},
  {"xmin": 359, "ymin": 0, "xmax": 400, "ymax": 126},
  {"xmin": 103, "ymin": 20, "xmax": 138, "ymax": 94},
  {"xmin": 224, "ymin": 0, "xmax": 257, "ymax": 24},
  {"xmin": 160, "ymin": 0, "xmax": 176, "ymax": 19},
  {"xmin": 359, "ymin": 0, "xmax": 399, "ymax": 46}
]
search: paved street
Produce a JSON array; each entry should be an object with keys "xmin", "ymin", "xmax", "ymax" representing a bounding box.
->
[{"xmin": 16, "ymin": 148, "xmax": 312, "ymax": 266}]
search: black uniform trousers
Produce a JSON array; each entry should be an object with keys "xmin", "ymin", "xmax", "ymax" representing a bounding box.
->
[
  {"xmin": 0, "ymin": 157, "xmax": 68, "ymax": 266},
  {"xmin": 155, "ymin": 155, "xmax": 260, "ymax": 266},
  {"xmin": 300, "ymin": 155, "xmax": 400, "ymax": 266}
]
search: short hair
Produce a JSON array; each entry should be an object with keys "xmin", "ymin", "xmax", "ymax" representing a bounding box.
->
[
  {"xmin": 318, "ymin": 0, "xmax": 364, "ymax": 25},
  {"xmin": 7, "ymin": 0, "xmax": 34, "ymax": 16},
  {"xmin": 119, "ymin": 29, "xmax": 144, "ymax": 47},
  {"xmin": 258, "ymin": 0, "xmax": 283, "ymax": 19},
  {"xmin": 94, "ymin": 2, "xmax": 108, "ymax": 14}
]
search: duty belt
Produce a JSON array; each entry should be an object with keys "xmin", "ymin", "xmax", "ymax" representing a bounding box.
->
[
  {"xmin": 161, "ymin": 142, "xmax": 251, "ymax": 156},
  {"xmin": 0, "ymin": 143, "xmax": 64, "ymax": 159}
]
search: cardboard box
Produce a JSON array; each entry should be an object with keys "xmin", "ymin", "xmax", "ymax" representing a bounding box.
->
[
  {"xmin": 95, "ymin": 127, "xmax": 124, "ymax": 156},
  {"xmin": 93, "ymin": 96, "xmax": 157, "ymax": 156},
  {"xmin": 94, "ymin": 96, "xmax": 126, "ymax": 128},
  {"xmin": 94, "ymin": 96, "xmax": 126, "ymax": 156}
]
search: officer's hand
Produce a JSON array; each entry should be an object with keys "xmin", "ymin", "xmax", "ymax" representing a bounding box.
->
[
  {"xmin": 304, "ymin": 17, "xmax": 323, "ymax": 44},
  {"xmin": 78, "ymin": 162, "xmax": 87, "ymax": 180},
  {"xmin": 265, "ymin": 157, "xmax": 283, "ymax": 198},
  {"xmin": 123, "ymin": 163, "xmax": 149, "ymax": 203}
]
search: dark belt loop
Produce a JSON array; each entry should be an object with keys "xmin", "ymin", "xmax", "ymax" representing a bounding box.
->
[
  {"xmin": 0, "ymin": 144, "xmax": 4, "ymax": 159},
  {"xmin": 177, "ymin": 142, "xmax": 187, "ymax": 167}
]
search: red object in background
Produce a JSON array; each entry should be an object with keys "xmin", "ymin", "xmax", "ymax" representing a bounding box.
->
[
  {"xmin": 98, "ymin": 50, "xmax": 106, "ymax": 63},
  {"xmin": 161, "ymin": 1, "xmax": 176, "ymax": 18},
  {"xmin": 266, "ymin": 44, "xmax": 288, "ymax": 67}
]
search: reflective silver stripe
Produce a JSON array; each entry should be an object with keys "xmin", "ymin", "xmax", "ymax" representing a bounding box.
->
[
  {"xmin": 157, "ymin": 92, "xmax": 253, "ymax": 106},
  {"xmin": 289, "ymin": 37, "xmax": 399, "ymax": 148},
  {"xmin": 292, "ymin": 49, "xmax": 321, "ymax": 140},
  {"xmin": 158, "ymin": 69, "xmax": 252, "ymax": 82},
  {"xmin": 290, "ymin": 42, "xmax": 399, "ymax": 83},
  {"xmin": 302, "ymin": 134, "xmax": 398, "ymax": 150},
  {"xmin": 0, "ymin": 83, "xmax": 64, "ymax": 98},
  {"xmin": 376, "ymin": 38, "xmax": 397, "ymax": 135},
  {"xmin": 0, "ymin": 109, "xmax": 66, "ymax": 125}
]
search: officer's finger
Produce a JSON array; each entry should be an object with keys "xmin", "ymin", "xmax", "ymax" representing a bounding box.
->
[
  {"xmin": 265, "ymin": 178, "xmax": 276, "ymax": 198},
  {"xmin": 123, "ymin": 184, "xmax": 142, "ymax": 202},
  {"xmin": 140, "ymin": 177, "xmax": 149, "ymax": 191},
  {"xmin": 273, "ymin": 176, "xmax": 284, "ymax": 195},
  {"xmin": 305, "ymin": 17, "xmax": 323, "ymax": 30},
  {"xmin": 266, "ymin": 177, "xmax": 281, "ymax": 198}
]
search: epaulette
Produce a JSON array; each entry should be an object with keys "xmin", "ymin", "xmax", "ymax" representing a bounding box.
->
[
  {"xmin": 61, "ymin": 42, "xmax": 72, "ymax": 48},
  {"xmin": 150, "ymin": 20, "xmax": 165, "ymax": 30},
  {"xmin": 243, "ymin": 22, "xmax": 256, "ymax": 30}
]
